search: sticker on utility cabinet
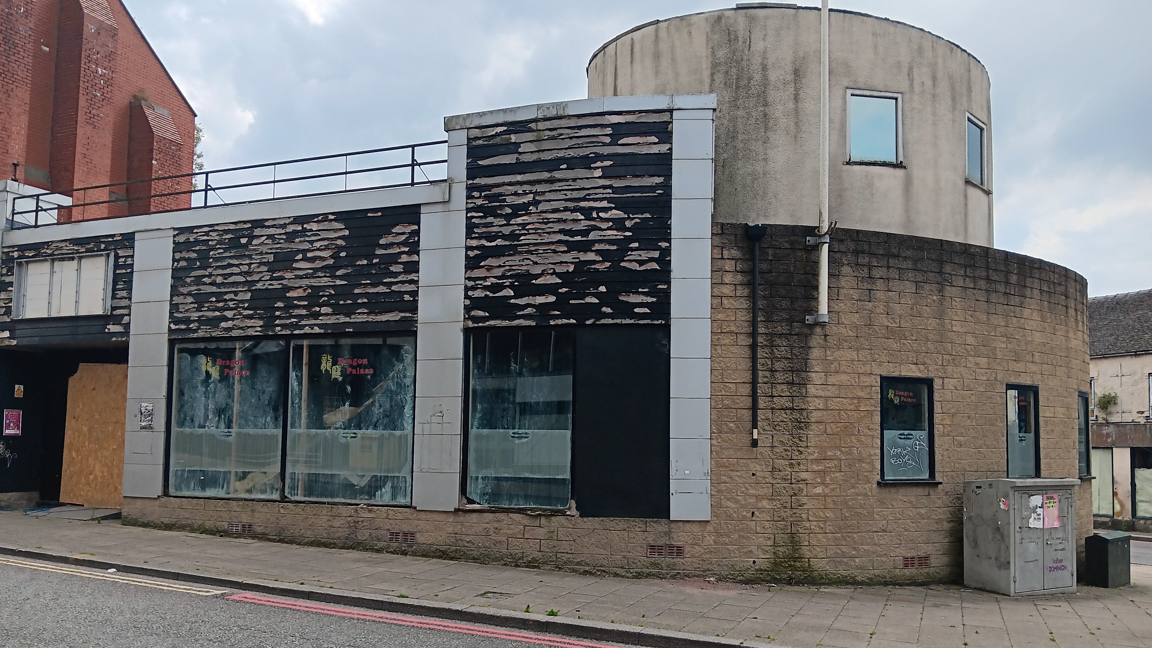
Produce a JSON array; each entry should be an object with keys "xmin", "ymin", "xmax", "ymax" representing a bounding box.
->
[
  {"xmin": 3, "ymin": 409, "xmax": 21, "ymax": 436},
  {"xmin": 1043, "ymin": 494, "xmax": 1060, "ymax": 528},
  {"xmin": 1028, "ymin": 495, "xmax": 1044, "ymax": 529}
]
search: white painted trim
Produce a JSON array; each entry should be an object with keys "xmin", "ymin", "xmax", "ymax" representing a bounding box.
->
[
  {"xmin": 445, "ymin": 94, "xmax": 717, "ymax": 131},
  {"xmin": 846, "ymin": 89, "xmax": 903, "ymax": 165},
  {"xmin": 5, "ymin": 182, "xmax": 449, "ymax": 246}
]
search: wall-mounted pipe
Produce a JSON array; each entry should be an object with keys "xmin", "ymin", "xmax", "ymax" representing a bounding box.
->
[
  {"xmin": 746, "ymin": 224, "xmax": 767, "ymax": 448},
  {"xmin": 808, "ymin": 0, "xmax": 831, "ymax": 326}
]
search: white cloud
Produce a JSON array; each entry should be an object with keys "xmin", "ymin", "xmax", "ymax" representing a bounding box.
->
[
  {"xmin": 998, "ymin": 167, "xmax": 1152, "ymax": 295},
  {"xmin": 176, "ymin": 75, "xmax": 256, "ymax": 164},
  {"xmin": 286, "ymin": 0, "xmax": 346, "ymax": 26},
  {"xmin": 458, "ymin": 30, "xmax": 539, "ymax": 109}
]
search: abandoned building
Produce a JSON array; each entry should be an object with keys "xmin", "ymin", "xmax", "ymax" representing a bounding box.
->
[{"xmin": 0, "ymin": 5, "xmax": 1091, "ymax": 582}]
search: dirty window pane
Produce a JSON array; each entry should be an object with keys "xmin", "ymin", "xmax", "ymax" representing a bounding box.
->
[
  {"xmin": 967, "ymin": 118, "xmax": 984, "ymax": 185},
  {"xmin": 1007, "ymin": 386, "xmax": 1039, "ymax": 478},
  {"xmin": 286, "ymin": 337, "xmax": 416, "ymax": 505},
  {"xmin": 1078, "ymin": 392, "xmax": 1090, "ymax": 477},
  {"xmin": 169, "ymin": 341, "xmax": 286, "ymax": 499},
  {"xmin": 850, "ymin": 94, "xmax": 898, "ymax": 163},
  {"xmin": 880, "ymin": 378, "xmax": 932, "ymax": 480},
  {"xmin": 467, "ymin": 330, "xmax": 573, "ymax": 508}
]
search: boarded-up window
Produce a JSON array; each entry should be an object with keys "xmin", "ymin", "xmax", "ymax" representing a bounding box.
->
[
  {"xmin": 286, "ymin": 337, "xmax": 416, "ymax": 505},
  {"xmin": 169, "ymin": 341, "xmax": 287, "ymax": 499},
  {"xmin": 16, "ymin": 253, "xmax": 110, "ymax": 318},
  {"xmin": 466, "ymin": 330, "xmax": 574, "ymax": 509}
]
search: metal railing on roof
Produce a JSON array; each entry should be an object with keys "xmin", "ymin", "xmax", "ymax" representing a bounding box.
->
[{"xmin": 8, "ymin": 140, "xmax": 448, "ymax": 228}]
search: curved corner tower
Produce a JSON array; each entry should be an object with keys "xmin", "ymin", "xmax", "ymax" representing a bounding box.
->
[{"xmin": 588, "ymin": 5, "xmax": 994, "ymax": 246}]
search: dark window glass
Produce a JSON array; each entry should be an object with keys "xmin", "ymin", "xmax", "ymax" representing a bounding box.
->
[
  {"xmin": 169, "ymin": 341, "xmax": 287, "ymax": 499},
  {"xmin": 850, "ymin": 94, "xmax": 898, "ymax": 163},
  {"xmin": 1078, "ymin": 392, "xmax": 1091, "ymax": 477},
  {"xmin": 880, "ymin": 378, "xmax": 933, "ymax": 481},
  {"xmin": 466, "ymin": 329, "xmax": 574, "ymax": 509},
  {"xmin": 286, "ymin": 337, "xmax": 416, "ymax": 505},
  {"xmin": 967, "ymin": 118, "xmax": 984, "ymax": 184},
  {"xmin": 1007, "ymin": 385, "xmax": 1040, "ymax": 478}
]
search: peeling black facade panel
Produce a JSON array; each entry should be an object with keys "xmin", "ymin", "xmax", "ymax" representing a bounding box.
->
[
  {"xmin": 0, "ymin": 234, "xmax": 135, "ymax": 347},
  {"xmin": 169, "ymin": 206, "xmax": 420, "ymax": 338},
  {"xmin": 465, "ymin": 112, "xmax": 673, "ymax": 327}
]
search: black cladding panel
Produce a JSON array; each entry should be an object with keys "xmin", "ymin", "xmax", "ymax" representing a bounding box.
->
[
  {"xmin": 572, "ymin": 325, "xmax": 670, "ymax": 519},
  {"xmin": 169, "ymin": 206, "xmax": 420, "ymax": 338},
  {"xmin": 465, "ymin": 112, "xmax": 673, "ymax": 327}
]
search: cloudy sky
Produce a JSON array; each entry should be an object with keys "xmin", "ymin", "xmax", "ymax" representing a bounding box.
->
[{"xmin": 124, "ymin": 0, "xmax": 1152, "ymax": 297}]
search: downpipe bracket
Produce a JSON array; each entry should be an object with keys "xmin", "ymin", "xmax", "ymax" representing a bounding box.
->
[
  {"xmin": 805, "ymin": 234, "xmax": 830, "ymax": 247},
  {"xmin": 805, "ymin": 313, "xmax": 829, "ymax": 325}
]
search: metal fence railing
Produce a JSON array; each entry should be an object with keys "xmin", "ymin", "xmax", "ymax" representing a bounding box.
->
[{"xmin": 9, "ymin": 140, "xmax": 448, "ymax": 228}]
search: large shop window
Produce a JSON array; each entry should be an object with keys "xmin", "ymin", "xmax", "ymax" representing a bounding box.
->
[
  {"xmin": 1134, "ymin": 449, "xmax": 1152, "ymax": 520},
  {"xmin": 168, "ymin": 336, "xmax": 416, "ymax": 504},
  {"xmin": 465, "ymin": 326, "xmax": 670, "ymax": 517},
  {"xmin": 1006, "ymin": 385, "xmax": 1040, "ymax": 478},
  {"xmin": 467, "ymin": 330, "xmax": 575, "ymax": 509},
  {"xmin": 1091, "ymin": 448, "xmax": 1113, "ymax": 516},
  {"xmin": 879, "ymin": 377, "xmax": 934, "ymax": 481},
  {"xmin": 287, "ymin": 337, "xmax": 415, "ymax": 505},
  {"xmin": 169, "ymin": 341, "xmax": 287, "ymax": 498}
]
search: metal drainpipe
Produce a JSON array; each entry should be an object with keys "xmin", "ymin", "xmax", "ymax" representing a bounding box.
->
[
  {"xmin": 746, "ymin": 224, "xmax": 768, "ymax": 447},
  {"xmin": 807, "ymin": 0, "xmax": 832, "ymax": 326}
]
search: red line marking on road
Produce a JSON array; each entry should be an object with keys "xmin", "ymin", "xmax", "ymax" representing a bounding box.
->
[{"xmin": 226, "ymin": 593, "xmax": 620, "ymax": 648}]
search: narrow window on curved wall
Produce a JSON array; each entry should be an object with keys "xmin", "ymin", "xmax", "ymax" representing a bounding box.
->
[
  {"xmin": 966, "ymin": 115, "xmax": 986, "ymax": 186},
  {"xmin": 466, "ymin": 330, "xmax": 574, "ymax": 509},
  {"xmin": 286, "ymin": 337, "xmax": 416, "ymax": 505},
  {"xmin": 1078, "ymin": 392, "xmax": 1091, "ymax": 477},
  {"xmin": 880, "ymin": 377, "xmax": 934, "ymax": 481},
  {"xmin": 848, "ymin": 92, "xmax": 900, "ymax": 164},
  {"xmin": 169, "ymin": 341, "xmax": 287, "ymax": 499},
  {"xmin": 1006, "ymin": 385, "xmax": 1040, "ymax": 478}
]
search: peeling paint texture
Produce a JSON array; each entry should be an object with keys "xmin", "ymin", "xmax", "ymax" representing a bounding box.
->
[
  {"xmin": 169, "ymin": 206, "xmax": 420, "ymax": 338},
  {"xmin": 465, "ymin": 111, "xmax": 673, "ymax": 327},
  {"xmin": 0, "ymin": 234, "xmax": 135, "ymax": 346}
]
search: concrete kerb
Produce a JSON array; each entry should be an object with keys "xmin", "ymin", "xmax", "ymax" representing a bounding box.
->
[{"xmin": 0, "ymin": 545, "xmax": 780, "ymax": 648}]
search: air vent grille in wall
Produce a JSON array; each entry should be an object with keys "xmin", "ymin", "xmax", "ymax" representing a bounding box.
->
[
  {"xmin": 387, "ymin": 531, "xmax": 416, "ymax": 544},
  {"xmin": 227, "ymin": 522, "xmax": 253, "ymax": 535},
  {"xmin": 647, "ymin": 544, "xmax": 685, "ymax": 558},
  {"xmin": 901, "ymin": 555, "xmax": 931, "ymax": 568}
]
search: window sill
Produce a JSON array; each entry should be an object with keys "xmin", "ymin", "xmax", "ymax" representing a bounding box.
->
[
  {"xmin": 13, "ymin": 312, "xmax": 111, "ymax": 321},
  {"xmin": 877, "ymin": 479, "xmax": 942, "ymax": 486},
  {"xmin": 845, "ymin": 160, "xmax": 905, "ymax": 169},
  {"xmin": 458, "ymin": 503, "xmax": 576, "ymax": 516},
  {"xmin": 1080, "ymin": 475, "xmax": 1096, "ymax": 481},
  {"xmin": 965, "ymin": 178, "xmax": 992, "ymax": 195}
]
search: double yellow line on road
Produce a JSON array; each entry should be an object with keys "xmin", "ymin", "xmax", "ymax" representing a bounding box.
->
[{"xmin": 0, "ymin": 556, "xmax": 227, "ymax": 596}]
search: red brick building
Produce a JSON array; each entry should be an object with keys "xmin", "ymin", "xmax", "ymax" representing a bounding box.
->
[{"xmin": 1, "ymin": 0, "xmax": 195, "ymax": 220}]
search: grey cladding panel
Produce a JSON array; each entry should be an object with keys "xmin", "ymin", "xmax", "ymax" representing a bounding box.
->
[
  {"xmin": 465, "ymin": 112, "xmax": 673, "ymax": 326},
  {"xmin": 169, "ymin": 206, "xmax": 420, "ymax": 338},
  {"xmin": 0, "ymin": 233, "xmax": 135, "ymax": 346}
]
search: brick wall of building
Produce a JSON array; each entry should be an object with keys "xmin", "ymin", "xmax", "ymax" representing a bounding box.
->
[
  {"xmin": 2, "ymin": 0, "xmax": 194, "ymax": 217},
  {"xmin": 124, "ymin": 225, "xmax": 1091, "ymax": 583}
]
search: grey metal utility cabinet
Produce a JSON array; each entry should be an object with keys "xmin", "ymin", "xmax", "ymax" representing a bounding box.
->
[{"xmin": 963, "ymin": 478, "xmax": 1080, "ymax": 596}]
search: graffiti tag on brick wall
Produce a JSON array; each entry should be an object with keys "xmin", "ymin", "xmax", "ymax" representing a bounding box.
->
[{"xmin": 0, "ymin": 440, "xmax": 16, "ymax": 468}]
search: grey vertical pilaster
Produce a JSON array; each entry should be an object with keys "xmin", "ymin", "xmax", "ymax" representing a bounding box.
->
[
  {"xmin": 123, "ymin": 229, "xmax": 174, "ymax": 499},
  {"xmin": 669, "ymin": 108, "xmax": 715, "ymax": 521},
  {"xmin": 411, "ymin": 128, "xmax": 467, "ymax": 511}
]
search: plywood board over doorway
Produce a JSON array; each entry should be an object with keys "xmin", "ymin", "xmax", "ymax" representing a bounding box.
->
[{"xmin": 59, "ymin": 364, "xmax": 128, "ymax": 508}]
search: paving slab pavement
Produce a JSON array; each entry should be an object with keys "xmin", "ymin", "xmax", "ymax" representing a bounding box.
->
[{"xmin": 2, "ymin": 510, "xmax": 1152, "ymax": 648}]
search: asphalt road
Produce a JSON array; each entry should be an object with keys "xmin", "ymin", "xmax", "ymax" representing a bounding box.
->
[
  {"xmin": 0, "ymin": 556, "xmax": 622, "ymax": 648},
  {"xmin": 1133, "ymin": 539, "xmax": 1152, "ymax": 566}
]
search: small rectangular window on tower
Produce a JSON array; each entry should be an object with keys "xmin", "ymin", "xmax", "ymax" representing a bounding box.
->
[
  {"xmin": 966, "ymin": 114, "xmax": 986, "ymax": 186},
  {"xmin": 848, "ymin": 90, "xmax": 901, "ymax": 165}
]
